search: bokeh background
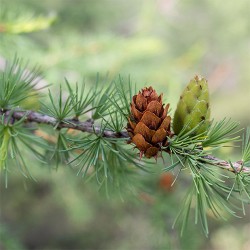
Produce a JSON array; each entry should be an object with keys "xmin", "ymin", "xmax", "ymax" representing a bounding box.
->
[{"xmin": 0, "ymin": 0, "xmax": 250, "ymax": 249}]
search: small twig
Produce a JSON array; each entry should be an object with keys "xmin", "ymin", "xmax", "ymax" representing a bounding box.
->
[
  {"xmin": 202, "ymin": 155, "xmax": 248, "ymax": 174},
  {"xmin": 1, "ymin": 109, "xmax": 249, "ymax": 174}
]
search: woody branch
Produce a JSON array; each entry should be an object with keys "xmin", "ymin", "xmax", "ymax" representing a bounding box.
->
[{"xmin": 1, "ymin": 108, "xmax": 249, "ymax": 174}]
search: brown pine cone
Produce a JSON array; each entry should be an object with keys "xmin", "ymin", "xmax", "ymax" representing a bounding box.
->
[{"xmin": 127, "ymin": 87, "xmax": 172, "ymax": 158}]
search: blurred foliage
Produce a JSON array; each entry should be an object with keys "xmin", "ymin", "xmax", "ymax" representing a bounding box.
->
[
  {"xmin": 0, "ymin": 0, "xmax": 250, "ymax": 249},
  {"xmin": 0, "ymin": 4, "xmax": 56, "ymax": 34}
]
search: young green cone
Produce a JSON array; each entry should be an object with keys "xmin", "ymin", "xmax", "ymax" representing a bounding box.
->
[{"xmin": 173, "ymin": 75, "xmax": 210, "ymax": 135}]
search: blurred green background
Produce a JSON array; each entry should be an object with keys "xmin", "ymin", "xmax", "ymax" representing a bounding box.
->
[{"xmin": 0, "ymin": 0, "xmax": 250, "ymax": 249}]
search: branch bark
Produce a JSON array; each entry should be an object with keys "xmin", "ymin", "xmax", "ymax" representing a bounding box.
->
[
  {"xmin": 1, "ymin": 109, "xmax": 249, "ymax": 174},
  {"xmin": 202, "ymin": 155, "xmax": 248, "ymax": 174},
  {"xmin": 0, "ymin": 109, "xmax": 128, "ymax": 138}
]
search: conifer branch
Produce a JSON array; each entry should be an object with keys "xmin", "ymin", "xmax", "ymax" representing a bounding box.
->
[
  {"xmin": 1, "ymin": 108, "xmax": 249, "ymax": 174},
  {"xmin": 1, "ymin": 56, "xmax": 249, "ymax": 237},
  {"xmin": 0, "ymin": 109, "xmax": 128, "ymax": 138}
]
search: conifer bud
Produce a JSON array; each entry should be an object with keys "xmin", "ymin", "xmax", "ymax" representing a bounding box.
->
[
  {"xmin": 173, "ymin": 76, "xmax": 210, "ymax": 135},
  {"xmin": 127, "ymin": 87, "xmax": 172, "ymax": 158}
]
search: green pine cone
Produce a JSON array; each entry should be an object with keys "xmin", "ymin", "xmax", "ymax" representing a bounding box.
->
[{"xmin": 173, "ymin": 75, "xmax": 210, "ymax": 135}]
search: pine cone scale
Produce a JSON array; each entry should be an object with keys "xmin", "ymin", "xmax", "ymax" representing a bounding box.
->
[
  {"xmin": 145, "ymin": 147, "xmax": 158, "ymax": 158},
  {"xmin": 128, "ymin": 117, "xmax": 136, "ymax": 130},
  {"xmin": 146, "ymin": 101, "xmax": 163, "ymax": 116},
  {"xmin": 131, "ymin": 102, "xmax": 143, "ymax": 120},
  {"xmin": 134, "ymin": 122, "xmax": 155, "ymax": 142},
  {"xmin": 159, "ymin": 116, "xmax": 171, "ymax": 130},
  {"xmin": 134, "ymin": 93, "xmax": 147, "ymax": 111},
  {"xmin": 132, "ymin": 134, "xmax": 152, "ymax": 151},
  {"xmin": 161, "ymin": 103, "xmax": 170, "ymax": 120},
  {"xmin": 140, "ymin": 111, "xmax": 161, "ymax": 130},
  {"xmin": 152, "ymin": 128, "xmax": 167, "ymax": 144}
]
